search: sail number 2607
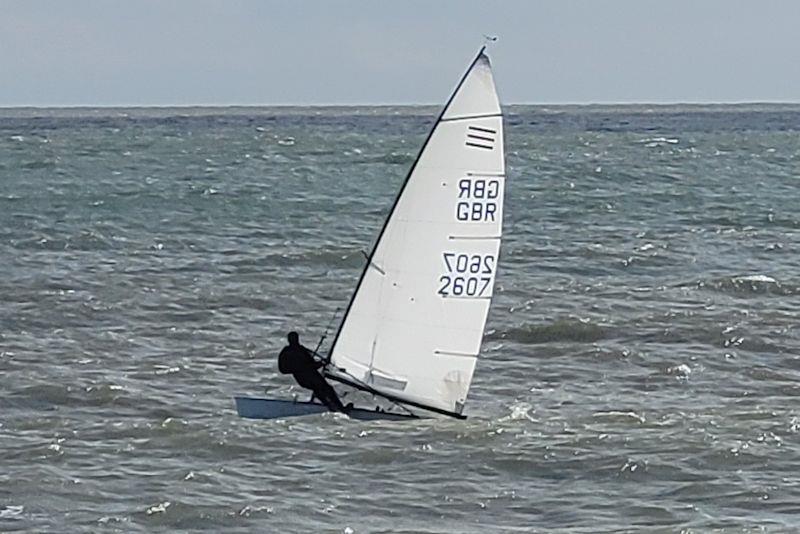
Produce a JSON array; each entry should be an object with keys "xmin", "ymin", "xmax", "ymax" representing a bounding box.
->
[{"xmin": 437, "ymin": 252, "xmax": 495, "ymax": 297}]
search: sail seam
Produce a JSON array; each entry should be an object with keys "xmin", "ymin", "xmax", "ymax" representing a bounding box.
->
[
  {"xmin": 466, "ymin": 172, "xmax": 505, "ymax": 177},
  {"xmin": 440, "ymin": 113, "xmax": 503, "ymax": 122},
  {"xmin": 448, "ymin": 235, "xmax": 501, "ymax": 240}
]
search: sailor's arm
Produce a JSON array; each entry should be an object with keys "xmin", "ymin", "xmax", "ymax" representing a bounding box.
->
[{"xmin": 301, "ymin": 345, "xmax": 325, "ymax": 369}]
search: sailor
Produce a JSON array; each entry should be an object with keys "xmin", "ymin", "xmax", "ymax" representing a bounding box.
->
[{"xmin": 278, "ymin": 331, "xmax": 347, "ymax": 412}]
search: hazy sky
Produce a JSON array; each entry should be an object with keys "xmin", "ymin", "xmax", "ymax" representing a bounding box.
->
[{"xmin": 1, "ymin": 0, "xmax": 798, "ymax": 106}]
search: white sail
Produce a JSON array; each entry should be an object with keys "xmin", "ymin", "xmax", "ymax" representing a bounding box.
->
[{"xmin": 328, "ymin": 49, "xmax": 504, "ymax": 415}]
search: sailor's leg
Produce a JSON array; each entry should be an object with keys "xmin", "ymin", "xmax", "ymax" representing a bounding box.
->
[
  {"xmin": 306, "ymin": 374, "xmax": 345, "ymax": 412},
  {"xmin": 294, "ymin": 373, "xmax": 321, "ymax": 405},
  {"xmin": 319, "ymin": 381, "xmax": 346, "ymax": 412},
  {"xmin": 312, "ymin": 384, "xmax": 337, "ymax": 411}
]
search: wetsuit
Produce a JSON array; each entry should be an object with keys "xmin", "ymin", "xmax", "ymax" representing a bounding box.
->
[{"xmin": 278, "ymin": 342, "xmax": 346, "ymax": 412}]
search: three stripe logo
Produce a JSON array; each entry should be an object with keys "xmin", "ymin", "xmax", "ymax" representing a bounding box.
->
[{"xmin": 465, "ymin": 125, "xmax": 496, "ymax": 150}]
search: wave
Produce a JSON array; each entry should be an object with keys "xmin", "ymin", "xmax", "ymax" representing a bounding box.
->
[
  {"xmin": 488, "ymin": 319, "xmax": 610, "ymax": 344},
  {"xmin": 19, "ymin": 159, "xmax": 56, "ymax": 170},
  {"xmin": 354, "ymin": 152, "xmax": 415, "ymax": 165},
  {"xmin": 8, "ymin": 384, "xmax": 73, "ymax": 408},
  {"xmin": 7, "ymin": 382, "xmax": 145, "ymax": 411},
  {"xmin": 228, "ymin": 248, "xmax": 366, "ymax": 270},
  {"xmin": 695, "ymin": 275, "xmax": 799, "ymax": 296}
]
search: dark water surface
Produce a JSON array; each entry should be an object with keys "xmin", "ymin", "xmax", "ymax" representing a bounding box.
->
[{"xmin": 1, "ymin": 104, "xmax": 799, "ymax": 532}]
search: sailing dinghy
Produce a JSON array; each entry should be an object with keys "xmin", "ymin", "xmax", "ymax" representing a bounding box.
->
[{"xmin": 235, "ymin": 46, "xmax": 505, "ymax": 421}]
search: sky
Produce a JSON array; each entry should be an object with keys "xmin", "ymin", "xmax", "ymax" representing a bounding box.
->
[{"xmin": 1, "ymin": 0, "xmax": 799, "ymax": 107}]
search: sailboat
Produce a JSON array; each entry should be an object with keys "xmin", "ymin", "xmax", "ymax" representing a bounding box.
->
[{"xmin": 235, "ymin": 46, "xmax": 505, "ymax": 421}]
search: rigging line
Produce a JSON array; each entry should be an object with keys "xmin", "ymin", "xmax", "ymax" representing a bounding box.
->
[
  {"xmin": 313, "ymin": 307, "xmax": 341, "ymax": 360},
  {"xmin": 393, "ymin": 399, "xmax": 418, "ymax": 417},
  {"xmin": 325, "ymin": 45, "xmax": 489, "ymax": 365},
  {"xmin": 393, "ymin": 401, "xmax": 418, "ymax": 418}
]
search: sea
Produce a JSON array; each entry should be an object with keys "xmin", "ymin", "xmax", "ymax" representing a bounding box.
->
[{"xmin": 1, "ymin": 104, "xmax": 799, "ymax": 533}]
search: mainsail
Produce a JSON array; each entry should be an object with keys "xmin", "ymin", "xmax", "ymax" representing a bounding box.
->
[{"xmin": 327, "ymin": 47, "xmax": 505, "ymax": 417}]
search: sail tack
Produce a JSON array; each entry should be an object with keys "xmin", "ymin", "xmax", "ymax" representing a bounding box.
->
[{"xmin": 328, "ymin": 49, "xmax": 505, "ymax": 415}]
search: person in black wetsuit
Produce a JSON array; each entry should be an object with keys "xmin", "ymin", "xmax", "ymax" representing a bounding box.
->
[{"xmin": 277, "ymin": 331, "xmax": 347, "ymax": 412}]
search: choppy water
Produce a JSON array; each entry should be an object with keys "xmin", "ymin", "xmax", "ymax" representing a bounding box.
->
[{"xmin": 1, "ymin": 104, "xmax": 799, "ymax": 532}]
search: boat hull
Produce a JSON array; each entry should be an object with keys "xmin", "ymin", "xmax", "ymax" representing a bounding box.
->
[{"xmin": 233, "ymin": 396, "xmax": 420, "ymax": 421}]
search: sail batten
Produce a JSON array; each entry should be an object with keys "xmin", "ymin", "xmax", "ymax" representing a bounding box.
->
[
  {"xmin": 440, "ymin": 113, "xmax": 503, "ymax": 122},
  {"xmin": 328, "ymin": 48, "xmax": 505, "ymax": 416}
]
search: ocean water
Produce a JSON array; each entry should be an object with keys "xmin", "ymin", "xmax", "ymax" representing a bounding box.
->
[{"xmin": 1, "ymin": 104, "xmax": 799, "ymax": 533}]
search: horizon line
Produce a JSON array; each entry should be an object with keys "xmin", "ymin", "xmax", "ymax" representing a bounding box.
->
[{"xmin": 2, "ymin": 99, "xmax": 800, "ymax": 110}]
